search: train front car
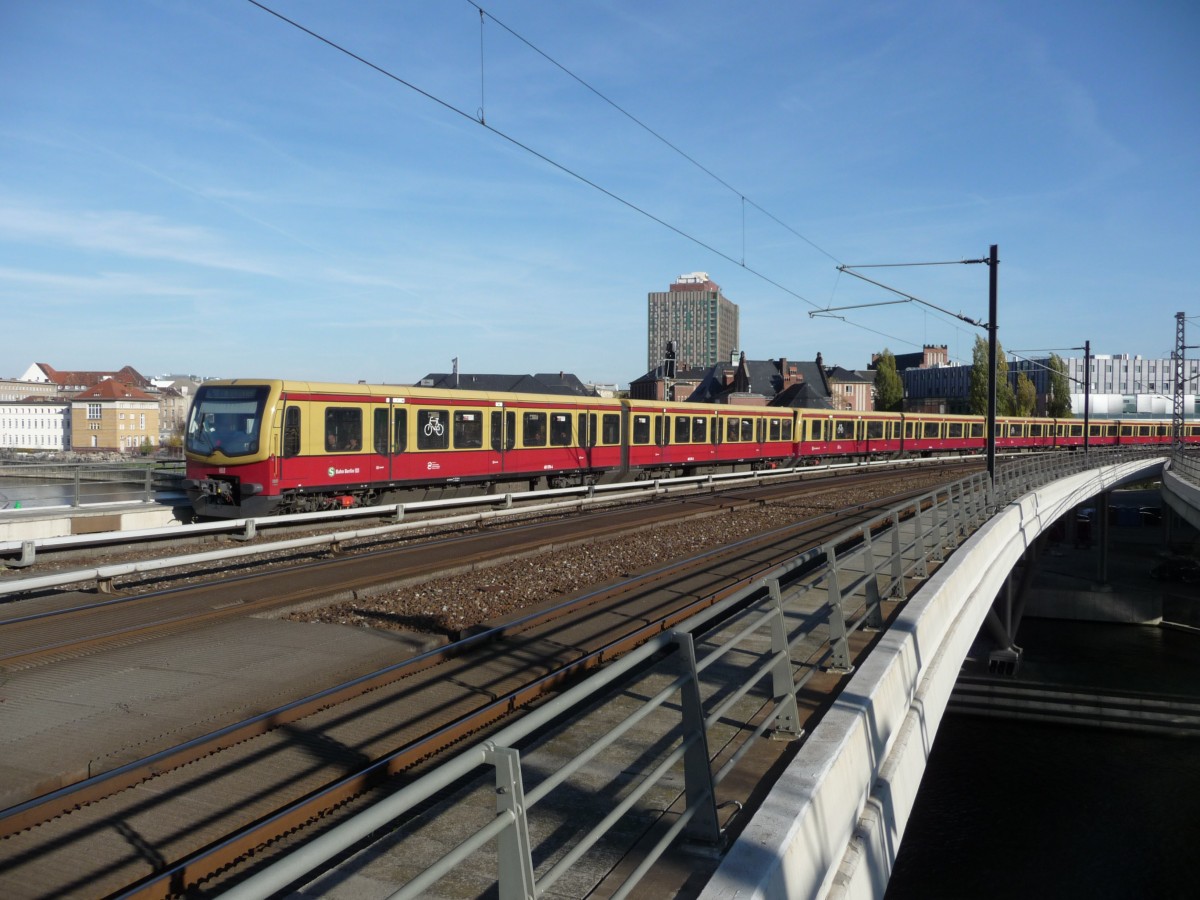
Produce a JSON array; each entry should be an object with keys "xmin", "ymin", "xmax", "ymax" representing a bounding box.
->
[{"xmin": 183, "ymin": 380, "xmax": 279, "ymax": 518}]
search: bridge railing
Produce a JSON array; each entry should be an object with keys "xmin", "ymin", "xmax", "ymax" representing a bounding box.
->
[
  {"xmin": 154, "ymin": 448, "xmax": 1171, "ymax": 899},
  {"xmin": 1171, "ymin": 448, "xmax": 1200, "ymax": 486},
  {"xmin": 0, "ymin": 460, "xmax": 183, "ymax": 509}
]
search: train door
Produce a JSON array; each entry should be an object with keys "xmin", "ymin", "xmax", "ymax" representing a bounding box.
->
[
  {"xmin": 372, "ymin": 405, "xmax": 390, "ymax": 481},
  {"xmin": 275, "ymin": 397, "xmax": 296, "ymax": 487},
  {"xmin": 578, "ymin": 411, "xmax": 598, "ymax": 469},
  {"xmin": 490, "ymin": 405, "xmax": 515, "ymax": 474},
  {"xmin": 374, "ymin": 399, "xmax": 409, "ymax": 481}
]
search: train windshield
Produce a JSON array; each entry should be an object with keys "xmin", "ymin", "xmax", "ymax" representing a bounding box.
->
[{"xmin": 186, "ymin": 385, "xmax": 270, "ymax": 458}]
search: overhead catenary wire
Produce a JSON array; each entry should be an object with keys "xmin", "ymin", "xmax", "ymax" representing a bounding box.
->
[
  {"xmin": 246, "ymin": 0, "xmax": 828, "ymax": 314},
  {"xmin": 465, "ymin": 0, "xmax": 844, "ymax": 268},
  {"xmin": 246, "ymin": 0, "xmax": 960, "ymax": 359}
]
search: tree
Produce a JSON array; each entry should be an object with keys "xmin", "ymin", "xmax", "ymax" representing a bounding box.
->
[
  {"xmin": 1014, "ymin": 372, "xmax": 1037, "ymax": 416},
  {"xmin": 873, "ymin": 349, "xmax": 904, "ymax": 412},
  {"xmin": 1046, "ymin": 353, "xmax": 1073, "ymax": 418},
  {"xmin": 969, "ymin": 335, "xmax": 1015, "ymax": 416}
]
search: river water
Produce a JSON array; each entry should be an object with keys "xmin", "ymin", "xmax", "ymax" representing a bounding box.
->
[
  {"xmin": 0, "ymin": 478, "xmax": 151, "ymax": 509},
  {"xmin": 886, "ymin": 616, "xmax": 1200, "ymax": 899}
]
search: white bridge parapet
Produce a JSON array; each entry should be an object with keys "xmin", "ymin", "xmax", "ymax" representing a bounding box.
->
[
  {"xmin": 700, "ymin": 455, "xmax": 1166, "ymax": 900},
  {"xmin": 1162, "ymin": 457, "xmax": 1200, "ymax": 531}
]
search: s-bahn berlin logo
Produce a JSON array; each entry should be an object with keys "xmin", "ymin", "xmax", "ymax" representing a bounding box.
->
[{"xmin": 328, "ymin": 467, "xmax": 360, "ymax": 477}]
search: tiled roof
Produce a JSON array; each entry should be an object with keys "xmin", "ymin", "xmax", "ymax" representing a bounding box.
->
[
  {"xmin": 73, "ymin": 380, "xmax": 157, "ymax": 401},
  {"xmin": 417, "ymin": 373, "xmax": 597, "ymax": 397},
  {"xmin": 35, "ymin": 363, "xmax": 150, "ymax": 388}
]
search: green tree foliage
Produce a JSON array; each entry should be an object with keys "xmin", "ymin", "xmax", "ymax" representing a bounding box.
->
[
  {"xmin": 1014, "ymin": 372, "xmax": 1037, "ymax": 416},
  {"xmin": 1046, "ymin": 353, "xmax": 1073, "ymax": 418},
  {"xmin": 873, "ymin": 349, "xmax": 904, "ymax": 412},
  {"xmin": 969, "ymin": 335, "xmax": 1015, "ymax": 416}
]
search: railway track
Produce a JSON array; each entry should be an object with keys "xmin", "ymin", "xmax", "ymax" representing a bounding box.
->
[
  {"xmin": 0, "ymin": 476, "xmax": 948, "ymax": 899},
  {"xmin": 0, "ymin": 467, "xmax": 977, "ymax": 670}
]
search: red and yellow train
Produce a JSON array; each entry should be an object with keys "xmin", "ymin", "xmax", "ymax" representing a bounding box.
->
[{"xmin": 183, "ymin": 378, "xmax": 1199, "ymax": 518}]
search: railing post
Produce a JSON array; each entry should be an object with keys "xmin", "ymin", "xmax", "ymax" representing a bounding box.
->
[
  {"xmin": 914, "ymin": 500, "xmax": 931, "ymax": 579},
  {"xmin": 143, "ymin": 468, "xmax": 152, "ymax": 503},
  {"xmin": 486, "ymin": 745, "xmax": 536, "ymax": 900},
  {"xmin": 672, "ymin": 632, "xmax": 722, "ymax": 844},
  {"xmin": 766, "ymin": 578, "xmax": 803, "ymax": 739},
  {"xmin": 861, "ymin": 529, "xmax": 884, "ymax": 630},
  {"xmin": 72, "ymin": 467, "xmax": 81, "ymax": 508},
  {"xmin": 824, "ymin": 548, "xmax": 854, "ymax": 673},
  {"xmin": 929, "ymin": 494, "xmax": 946, "ymax": 563},
  {"xmin": 889, "ymin": 510, "xmax": 906, "ymax": 599}
]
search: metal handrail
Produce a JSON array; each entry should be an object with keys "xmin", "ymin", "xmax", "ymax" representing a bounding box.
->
[
  {"xmin": 1171, "ymin": 448, "xmax": 1200, "ymax": 486},
  {"xmin": 0, "ymin": 455, "xmax": 963, "ymax": 575},
  {"xmin": 220, "ymin": 446, "xmax": 1164, "ymax": 900}
]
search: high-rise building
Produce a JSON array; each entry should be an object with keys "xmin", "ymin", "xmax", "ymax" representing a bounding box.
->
[{"xmin": 647, "ymin": 272, "xmax": 740, "ymax": 372}]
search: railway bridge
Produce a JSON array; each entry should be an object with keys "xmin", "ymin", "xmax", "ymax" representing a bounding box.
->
[
  {"xmin": 1, "ymin": 450, "xmax": 1196, "ymax": 899},
  {"xmin": 212, "ymin": 448, "xmax": 1195, "ymax": 900},
  {"xmin": 698, "ymin": 450, "xmax": 1196, "ymax": 900}
]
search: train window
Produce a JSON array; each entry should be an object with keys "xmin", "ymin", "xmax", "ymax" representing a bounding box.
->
[
  {"xmin": 834, "ymin": 420, "xmax": 850, "ymax": 440},
  {"xmin": 374, "ymin": 408, "xmax": 390, "ymax": 454},
  {"xmin": 655, "ymin": 416, "xmax": 666, "ymax": 445},
  {"xmin": 490, "ymin": 411, "xmax": 516, "ymax": 451},
  {"xmin": 633, "ymin": 415, "xmax": 650, "ymax": 444},
  {"xmin": 453, "ymin": 412, "xmax": 482, "ymax": 451},
  {"xmin": 602, "ymin": 413, "xmax": 621, "ymax": 444},
  {"xmin": 675, "ymin": 415, "xmax": 691, "ymax": 443},
  {"xmin": 1030, "ymin": 423, "xmax": 1042, "ymax": 437},
  {"xmin": 743, "ymin": 419, "xmax": 755, "ymax": 442},
  {"xmin": 904, "ymin": 421, "xmax": 914, "ymax": 439},
  {"xmin": 1007, "ymin": 424, "xmax": 1022, "ymax": 437},
  {"xmin": 1069, "ymin": 425, "xmax": 1083, "ymax": 437},
  {"xmin": 1106, "ymin": 426, "xmax": 1117, "ymax": 437},
  {"xmin": 781, "ymin": 419, "xmax": 792, "ymax": 442},
  {"xmin": 947, "ymin": 423, "xmax": 962, "ymax": 438},
  {"xmin": 1119, "ymin": 425, "xmax": 1131, "ymax": 436},
  {"xmin": 994, "ymin": 423, "xmax": 1004, "ymax": 437},
  {"xmin": 394, "ymin": 408, "xmax": 408, "ymax": 453},
  {"xmin": 325, "ymin": 407, "xmax": 363, "ymax": 452},
  {"xmin": 1138, "ymin": 426, "xmax": 1150, "ymax": 437},
  {"xmin": 693, "ymin": 416, "xmax": 707, "ymax": 443},
  {"xmin": 727, "ymin": 418, "xmax": 740, "ymax": 442},
  {"xmin": 923, "ymin": 421, "xmax": 940, "ymax": 439},
  {"xmin": 582, "ymin": 413, "xmax": 598, "ymax": 447},
  {"xmin": 417, "ymin": 409, "xmax": 449, "ymax": 450},
  {"xmin": 550, "ymin": 413, "xmax": 572, "ymax": 446},
  {"xmin": 711, "ymin": 417, "xmax": 721, "ymax": 444},
  {"xmin": 1089, "ymin": 424, "xmax": 1101, "ymax": 437},
  {"xmin": 807, "ymin": 419, "xmax": 820, "ymax": 441},
  {"xmin": 868, "ymin": 421, "xmax": 884, "ymax": 440},
  {"xmin": 768, "ymin": 419, "xmax": 780, "ymax": 441},
  {"xmin": 283, "ymin": 406, "xmax": 301, "ymax": 458},
  {"xmin": 523, "ymin": 412, "xmax": 547, "ymax": 447}
]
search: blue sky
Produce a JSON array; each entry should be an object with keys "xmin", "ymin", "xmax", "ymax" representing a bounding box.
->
[{"xmin": 3, "ymin": 1, "xmax": 1198, "ymax": 386}]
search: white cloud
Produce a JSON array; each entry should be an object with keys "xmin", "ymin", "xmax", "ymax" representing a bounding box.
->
[{"xmin": 0, "ymin": 203, "xmax": 282, "ymax": 277}]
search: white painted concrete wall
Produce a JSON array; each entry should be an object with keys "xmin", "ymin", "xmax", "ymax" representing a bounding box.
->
[{"xmin": 1162, "ymin": 461, "xmax": 1200, "ymax": 532}]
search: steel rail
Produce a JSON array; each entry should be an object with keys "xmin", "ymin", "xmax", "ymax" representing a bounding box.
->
[
  {"xmin": 0, "ymin": 454, "xmax": 969, "ymax": 567},
  {"xmin": 0, "ymin": 486, "xmax": 933, "ymax": 900}
]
